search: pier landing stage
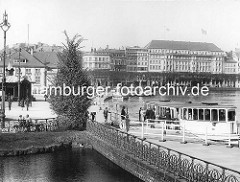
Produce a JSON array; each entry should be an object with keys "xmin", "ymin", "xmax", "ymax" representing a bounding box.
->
[
  {"xmin": 94, "ymin": 107, "xmax": 240, "ymax": 173},
  {"xmin": 148, "ymin": 138, "xmax": 240, "ymax": 172}
]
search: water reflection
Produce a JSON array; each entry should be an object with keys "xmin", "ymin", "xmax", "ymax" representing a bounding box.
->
[{"xmin": 0, "ymin": 148, "xmax": 143, "ymax": 182}]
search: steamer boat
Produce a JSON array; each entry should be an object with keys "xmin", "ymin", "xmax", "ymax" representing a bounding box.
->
[{"xmin": 144, "ymin": 101, "xmax": 239, "ymax": 140}]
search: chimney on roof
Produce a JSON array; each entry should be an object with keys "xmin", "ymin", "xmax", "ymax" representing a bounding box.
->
[
  {"xmin": 30, "ymin": 48, "xmax": 33, "ymax": 55},
  {"xmin": 91, "ymin": 48, "xmax": 93, "ymax": 52}
]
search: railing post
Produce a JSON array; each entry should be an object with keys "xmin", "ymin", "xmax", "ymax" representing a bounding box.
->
[
  {"xmin": 205, "ymin": 163, "xmax": 209, "ymax": 181},
  {"xmin": 149, "ymin": 143, "xmax": 152, "ymax": 164},
  {"xmin": 159, "ymin": 121, "xmax": 166, "ymax": 142},
  {"xmin": 45, "ymin": 119, "xmax": 48, "ymax": 131},
  {"xmin": 146, "ymin": 119, "xmax": 148, "ymax": 134},
  {"xmin": 221, "ymin": 168, "xmax": 226, "ymax": 182},
  {"xmin": 177, "ymin": 153, "xmax": 182, "ymax": 178},
  {"xmin": 238, "ymin": 134, "xmax": 240, "ymax": 148},
  {"xmin": 141, "ymin": 120, "xmax": 144, "ymax": 139},
  {"xmin": 227, "ymin": 133, "xmax": 232, "ymax": 148},
  {"xmin": 141, "ymin": 139, "xmax": 144, "ymax": 160},
  {"xmin": 181, "ymin": 120, "xmax": 187, "ymax": 144},
  {"xmin": 203, "ymin": 126, "xmax": 209, "ymax": 146}
]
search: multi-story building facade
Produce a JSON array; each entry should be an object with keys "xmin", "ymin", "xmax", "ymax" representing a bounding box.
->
[
  {"xmin": 82, "ymin": 49, "xmax": 111, "ymax": 70},
  {"xmin": 145, "ymin": 40, "xmax": 225, "ymax": 74},
  {"xmin": 126, "ymin": 47, "xmax": 148, "ymax": 72},
  {"xmin": 224, "ymin": 51, "xmax": 238, "ymax": 74},
  {"xmin": 96, "ymin": 47, "xmax": 126, "ymax": 71}
]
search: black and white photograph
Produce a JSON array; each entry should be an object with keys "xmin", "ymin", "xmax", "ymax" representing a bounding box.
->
[{"xmin": 0, "ymin": 0, "xmax": 240, "ymax": 181}]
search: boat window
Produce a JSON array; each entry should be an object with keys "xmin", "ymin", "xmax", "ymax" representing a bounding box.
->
[
  {"xmin": 219, "ymin": 109, "xmax": 226, "ymax": 122},
  {"xmin": 205, "ymin": 109, "xmax": 210, "ymax": 121},
  {"xmin": 188, "ymin": 109, "xmax": 192, "ymax": 120},
  {"xmin": 228, "ymin": 110, "xmax": 235, "ymax": 121},
  {"xmin": 199, "ymin": 109, "xmax": 204, "ymax": 120},
  {"xmin": 211, "ymin": 109, "xmax": 218, "ymax": 121},
  {"xmin": 160, "ymin": 107, "xmax": 166, "ymax": 118},
  {"xmin": 193, "ymin": 109, "xmax": 198, "ymax": 120},
  {"xmin": 183, "ymin": 108, "xmax": 187, "ymax": 119},
  {"xmin": 157, "ymin": 106, "xmax": 160, "ymax": 116}
]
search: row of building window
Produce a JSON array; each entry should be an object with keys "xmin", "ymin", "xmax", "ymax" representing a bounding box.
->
[
  {"xmin": 84, "ymin": 57, "xmax": 109, "ymax": 62},
  {"xmin": 138, "ymin": 62, "xmax": 148, "ymax": 65},
  {"xmin": 149, "ymin": 49, "xmax": 224, "ymax": 56},
  {"xmin": 84, "ymin": 63, "xmax": 110, "ymax": 68}
]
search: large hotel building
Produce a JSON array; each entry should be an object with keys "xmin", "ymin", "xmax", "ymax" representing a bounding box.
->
[{"xmin": 82, "ymin": 40, "xmax": 239, "ymax": 75}]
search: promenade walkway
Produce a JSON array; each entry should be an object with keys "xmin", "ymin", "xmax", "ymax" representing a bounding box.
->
[
  {"xmin": 5, "ymin": 101, "xmax": 57, "ymax": 120},
  {"xmin": 93, "ymin": 105, "xmax": 240, "ymax": 172}
]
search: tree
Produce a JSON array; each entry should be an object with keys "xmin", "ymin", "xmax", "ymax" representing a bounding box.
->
[{"xmin": 49, "ymin": 31, "xmax": 91, "ymax": 130}]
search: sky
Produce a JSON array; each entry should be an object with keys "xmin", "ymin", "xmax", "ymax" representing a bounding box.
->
[{"xmin": 0, "ymin": 0, "xmax": 240, "ymax": 52}]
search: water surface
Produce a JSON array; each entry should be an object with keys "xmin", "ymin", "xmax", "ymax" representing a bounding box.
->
[{"xmin": 0, "ymin": 148, "xmax": 143, "ymax": 182}]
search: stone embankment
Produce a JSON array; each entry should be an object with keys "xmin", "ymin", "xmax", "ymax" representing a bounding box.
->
[{"xmin": 0, "ymin": 130, "xmax": 90, "ymax": 157}]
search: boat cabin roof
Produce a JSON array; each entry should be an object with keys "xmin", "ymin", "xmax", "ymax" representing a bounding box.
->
[{"xmin": 145, "ymin": 101, "xmax": 237, "ymax": 110}]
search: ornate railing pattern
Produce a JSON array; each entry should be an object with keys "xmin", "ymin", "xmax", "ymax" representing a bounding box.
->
[{"xmin": 87, "ymin": 120, "xmax": 240, "ymax": 182}]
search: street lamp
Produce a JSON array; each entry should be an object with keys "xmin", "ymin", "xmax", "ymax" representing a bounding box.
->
[
  {"xmin": 0, "ymin": 11, "xmax": 11, "ymax": 128},
  {"xmin": 18, "ymin": 48, "xmax": 21, "ymax": 106}
]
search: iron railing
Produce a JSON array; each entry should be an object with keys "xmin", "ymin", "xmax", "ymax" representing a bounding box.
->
[
  {"xmin": 2, "ymin": 118, "xmax": 58, "ymax": 133},
  {"xmin": 87, "ymin": 120, "xmax": 240, "ymax": 182}
]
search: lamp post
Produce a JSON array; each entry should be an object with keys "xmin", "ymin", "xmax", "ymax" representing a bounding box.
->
[
  {"xmin": 0, "ymin": 11, "xmax": 11, "ymax": 128},
  {"xmin": 18, "ymin": 48, "xmax": 21, "ymax": 106}
]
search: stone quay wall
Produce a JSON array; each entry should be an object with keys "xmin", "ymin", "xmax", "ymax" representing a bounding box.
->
[
  {"xmin": 87, "ymin": 131, "xmax": 181, "ymax": 182},
  {"xmin": 86, "ymin": 121, "xmax": 240, "ymax": 182}
]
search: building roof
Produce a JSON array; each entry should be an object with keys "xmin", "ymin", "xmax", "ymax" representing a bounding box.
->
[
  {"xmin": 33, "ymin": 52, "xmax": 60, "ymax": 69},
  {"xmin": 83, "ymin": 52, "xmax": 110, "ymax": 57},
  {"xmin": 225, "ymin": 59, "xmax": 238, "ymax": 63},
  {"xmin": 1, "ymin": 49, "xmax": 45, "ymax": 68},
  {"xmin": 97, "ymin": 48, "xmax": 125, "ymax": 54},
  {"xmin": 145, "ymin": 40, "xmax": 223, "ymax": 52}
]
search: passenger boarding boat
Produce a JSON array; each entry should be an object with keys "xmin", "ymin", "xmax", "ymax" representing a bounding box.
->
[{"xmin": 144, "ymin": 101, "xmax": 239, "ymax": 140}]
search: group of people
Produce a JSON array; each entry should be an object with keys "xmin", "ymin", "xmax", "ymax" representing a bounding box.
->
[
  {"xmin": 101, "ymin": 105, "xmax": 130, "ymax": 132},
  {"xmin": 6, "ymin": 94, "xmax": 31, "ymax": 111},
  {"xmin": 20, "ymin": 97, "xmax": 31, "ymax": 111},
  {"xmin": 17, "ymin": 114, "xmax": 33, "ymax": 132},
  {"xmin": 140, "ymin": 107, "xmax": 156, "ymax": 122}
]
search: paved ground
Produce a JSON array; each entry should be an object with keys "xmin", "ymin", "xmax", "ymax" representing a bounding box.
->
[{"xmin": 5, "ymin": 100, "xmax": 56, "ymax": 120}]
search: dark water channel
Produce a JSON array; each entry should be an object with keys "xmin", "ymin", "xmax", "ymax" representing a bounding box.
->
[{"xmin": 0, "ymin": 148, "xmax": 143, "ymax": 182}]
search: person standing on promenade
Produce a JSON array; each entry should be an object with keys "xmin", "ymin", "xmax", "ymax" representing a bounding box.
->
[
  {"xmin": 139, "ymin": 107, "xmax": 144, "ymax": 122},
  {"xmin": 25, "ymin": 97, "xmax": 30, "ymax": 111},
  {"xmin": 44, "ymin": 94, "xmax": 48, "ymax": 101},
  {"xmin": 7, "ymin": 94, "xmax": 12, "ymax": 110},
  {"xmin": 121, "ymin": 106, "xmax": 126, "ymax": 131},
  {"xmin": 20, "ymin": 99, "xmax": 25, "ymax": 110},
  {"xmin": 103, "ymin": 107, "xmax": 109, "ymax": 123},
  {"xmin": 125, "ymin": 108, "xmax": 130, "ymax": 132}
]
